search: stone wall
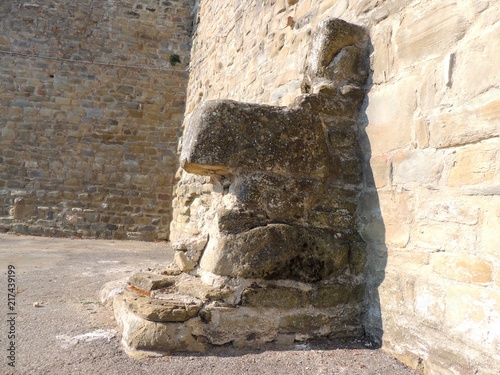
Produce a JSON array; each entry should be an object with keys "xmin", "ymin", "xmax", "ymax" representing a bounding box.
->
[
  {"xmin": 0, "ymin": 0, "xmax": 194, "ymax": 240},
  {"xmin": 171, "ymin": 0, "xmax": 500, "ymax": 373}
]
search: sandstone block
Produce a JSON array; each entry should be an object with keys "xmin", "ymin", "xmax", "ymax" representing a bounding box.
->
[
  {"xmin": 10, "ymin": 204, "xmax": 35, "ymax": 219},
  {"xmin": 392, "ymin": 147, "xmax": 444, "ymax": 188},
  {"xmin": 482, "ymin": 200, "xmax": 500, "ymax": 258},
  {"xmin": 378, "ymin": 191, "xmax": 411, "ymax": 248},
  {"xmin": 371, "ymin": 25, "xmax": 394, "ymax": 84},
  {"xmin": 365, "ymin": 77, "xmax": 416, "ymax": 155},
  {"xmin": 174, "ymin": 251, "xmax": 197, "ymax": 272},
  {"xmin": 416, "ymin": 223, "xmax": 477, "ymax": 253},
  {"xmin": 447, "ymin": 140, "xmax": 498, "ymax": 187},
  {"xmin": 310, "ymin": 283, "xmax": 365, "ymax": 308},
  {"xmin": 175, "ymin": 235, "xmax": 208, "ymax": 264},
  {"xmin": 445, "ymin": 284, "xmax": 500, "ymax": 349},
  {"xmin": 123, "ymin": 288, "xmax": 202, "ymax": 323},
  {"xmin": 99, "ymin": 278, "xmax": 128, "ymax": 305},
  {"xmin": 241, "ymin": 286, "xmax": 309, "ymax": 309},
  {"xmin": 451, "ymin": 24, "xmax": 500, "ymax": 101},
  {"xmin": 278, "ymin": 311, "xmax": 362, "ymax": 338},
  {"xmin": 177, "ymin": 278, "xmax": 231, "ymax": 302},
  {"xmin": 302, "ymin": 18, "xmax": 368, "ymax": 93},
  {"xmin": 190, "ymin": 306, "xmax": 279, "ymax": 346},
  {"xmin": 430, "ymin": 253, "xmax": 492, "ymax": 284},
  {"xmin": 368, "ymin": 154, "xmax": 390, "ymax": 188},
  {"xmin": 278, "ymin": 313, "xmax": 331, "ymax": 335},
  {"xmin": 387, "ymin": 249, "xmax": 430, "ymax": 269},
  {"xmin": 181, "ymin": 99, "xmax": 329, "ymax": 179},
  {"xmin": 357, "ymin": 191, "xmax": 386, "ymax": 244},
  {"xmin": 161, "ymin": 263, "xmax": 182, "ymax": 276},
  {"xmin": 128, "ymin": 273, "xmax": 176, "ymax": 293},
  {"xmin": 113, "ymin": 294, "xmax": 206, "ymax": 355},
  {"xmin": 414, "ymin": 282, "xmax": 445, "ymax": 328},
  {"xmin": 349, "ymin": 241, "xmax": 368, "ymax": 274},
  {"xmin": 429, "ymin": 97, "xmax": 500, "ymax": 149},
  {"xmin": 378, "ymin": 272, "xmax": 405, "ymax": 314},
  {"xmin": 395, "ymin": 3, "xmax": 467, "ymax": 64},
  {"xmin": 200, "ymin": 224, "xmax": 351, "ymax": 282},
  {"xmin": 416, "ymin": 193, "xmax": 480, "ymax": 225}
]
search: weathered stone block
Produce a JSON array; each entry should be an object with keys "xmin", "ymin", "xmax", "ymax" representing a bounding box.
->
[
  {"xmin": 482, "ymin": 200, "xmax": 500, "ymax": 258},
  {"xmin": 364, "ymin": 77, "xmax": 416, "ymax": 155},
  {"xmin": 123, "ymin": 288, "xmax": 202, "ymax": 323},
  {"xmin": 414, "ymin": 282, "xmax": 445, "ymax": 328},
  {"xmin": 302, "ymin": 18, "xmax": 368, "ymax": 93},
  {"xmin": 368, "ymin": 154, "xmax": 390, "ymax": 188},
  {"xmin": 416, "ymin": 193, "xmax": 480, "ymax": 226},
  {"xmin": 451, "ymin": 24, "xmax": 500, "ymax": 102},
  {"xmin": 114, "ymin": 294, "xmax": 206, "ymax": 355},
  {"xmin": 189, "ymin": 306, "xmax": 280, "ymax": 346},
  {"xmin": 241, "ymin": 286, "xmax": 309, "ymax": 309},
  {"xmin": 10, "ymin": 204, "xmax": 35, "ymax": 219},
  {"xmin": 415, "ymin": 223, "xmax": 477, "ymax": 253},
  {"xmin": 430, "ymin": 253, "xmax": 492, "ymax": 284},
  {"xmin": 278, "ymin": 313, "xmax": 331, "ymax": 335},
  {"xmin": 371, "ymin": 25, "xmax": 394, "ymax": 84},
  {"xmin": 445, "ymin": 284, "xmax": 500, "ymax": 350},
  {"xmin": 174, "ymin": 251, "xmax": 197, "ymax": 272},
  {"xmin": 177, "ymin": 278, "xmax": 231, "ymax": 302},
  {"xmin": 129, "ymin": 273, "xmax": 176, "ymax": 293},
  {"xmin": 447, "ymin": 140, "xmax": 498, "ymax": 187},
  {"xmin": 429, "ymin": 97, "xmax": 500, "ymax": 149},
  {"xmin": 395, "ymin": 2, "xmax": 467, "ymax": 64},
  {"xmin": 377, "ymin": 191, "xmax": 411, "ymax": 248},
  {"xmin": 99, "ymin": 278, "xmax": 128, "ymax": 305},
  {"xmin": 200, "ymin": 224, "xmax": 351, "ymax": 282},
  {"xmin": 349, "ymin": 241, "xmax": 367, "ymax": 274},
  {"xmin": 310, "ymin": 283, "xmax": 365, "ymax": 308},
  {"xmin": 392, "ymin": 149, "xmax": 444, "ymax": 188},
  {"xmin": 181, "ymin": 99, "xmax": 329, "ymax": 179}
]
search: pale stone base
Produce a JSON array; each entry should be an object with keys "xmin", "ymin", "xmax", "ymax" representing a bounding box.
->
[{"xmin": 109, "ymin": 270, "xmax": 366, "ymax": 356}]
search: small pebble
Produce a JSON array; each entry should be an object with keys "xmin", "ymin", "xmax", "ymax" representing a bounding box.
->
[{"xmin": 33, "ymin": 302, "xmax": 43, "ymax": 307}]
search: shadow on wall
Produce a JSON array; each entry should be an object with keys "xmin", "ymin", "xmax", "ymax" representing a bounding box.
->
[{"xmin": 357, "ymin": 39, "xmax": 387, "ymax": 347}]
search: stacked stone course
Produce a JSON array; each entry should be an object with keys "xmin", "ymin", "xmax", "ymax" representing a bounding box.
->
[
  {"xmin": 112, "ymin": 17, "xmax": 371, "ymax": 355},
  {"xmin": 0, "ymin": 0, "xmax": 194, "ymax": 240}
]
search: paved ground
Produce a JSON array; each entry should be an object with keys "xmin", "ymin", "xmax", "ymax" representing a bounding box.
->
[{"xmin": 0, "ymin": 233, "xmax": 417, "ymax": 375}]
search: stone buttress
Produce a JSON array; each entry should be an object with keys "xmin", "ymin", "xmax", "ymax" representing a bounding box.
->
[{"xmin": 110, "ymin": 18, "xmax": 370, "ymax": 357}]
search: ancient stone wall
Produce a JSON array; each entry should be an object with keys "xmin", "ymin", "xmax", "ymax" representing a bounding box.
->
[
  {"xmin": 171, "ymin": 0, "xmax": 500, "ymax": 373},
  {"xmin": 0, "ymin": 0, "xmax": 194, "ymax": 240}
]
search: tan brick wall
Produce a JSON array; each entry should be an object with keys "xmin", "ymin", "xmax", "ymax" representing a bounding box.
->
[
  {"xmin": 172, "ymin": 0, "xmax": 500, "ymax": 373},
  {"xmin": 0, "ymin": 0, "xmax": 194, "ymax": 240}
]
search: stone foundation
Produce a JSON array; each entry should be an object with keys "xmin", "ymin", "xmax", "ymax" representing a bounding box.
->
[
  {"xmin": 0, "ymin": 0, "xmax": 194, "ymax": 240},
  {"xmin": 112, "ymin": 17, "xmax": 370, "ymax": 355},
  {"xmin": 111, "ymin": 270, "xmax": 365, "ymax": 356}
]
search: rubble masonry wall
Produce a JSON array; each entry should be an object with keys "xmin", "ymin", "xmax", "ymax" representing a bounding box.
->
[{"xmin": 0, "ymin": 0, "xmax": 194, "ymax": 240}]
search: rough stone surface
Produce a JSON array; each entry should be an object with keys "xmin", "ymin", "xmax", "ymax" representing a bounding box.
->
[
  {"xmin": 200, "ymin": 224, "xmax": 353, "ymax": 282},
  {"xmin": 114, "ymin": 294, "xmax": 206, "ymax": 355},
  {"xmin": 128, "ymin": 273, "xmax": 177, "ymax": 293},
  {"xmin": 123, "ymin": 288, "xmax": 202, "ymax": 323},
  {"xmin": 174, "ymin": 250, "xmax": 198, "ymax": 271},
  {"xmin": 180, "ymin": 18, "xmax": 369, "ymax": 285},
  {"xmin": 182, "ymin": 100, "xmax": 330, "ymax": 178}
]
